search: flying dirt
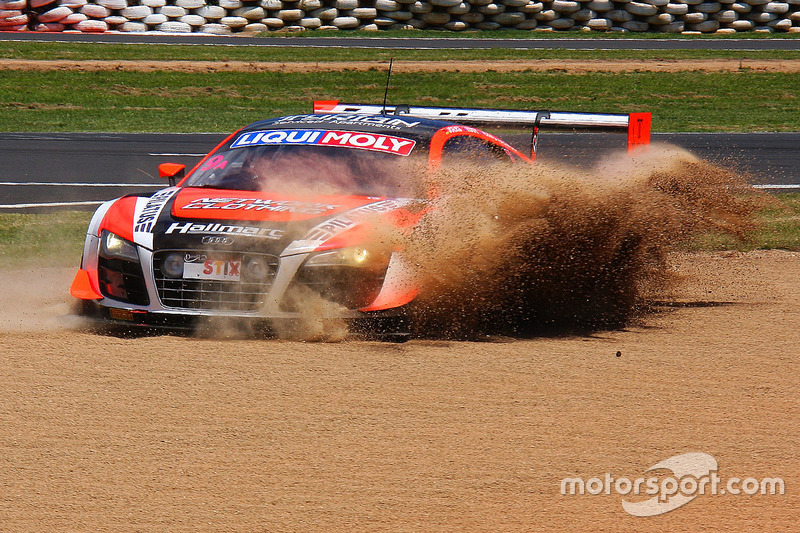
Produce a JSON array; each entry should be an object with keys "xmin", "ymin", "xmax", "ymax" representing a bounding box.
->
[
  {"xmin": 395, "ymin": 144, "xmax": 761, "ymax": 338},
  {"xmin": 250, "ymin": 144, "xmax": 762, "ymax": 340}
]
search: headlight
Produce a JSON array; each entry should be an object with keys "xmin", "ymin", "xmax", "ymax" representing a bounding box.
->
[
  {"xmin": 293, "ymin": 247, "xmax": 390, "ymax": 310},
  {"xmin": 304, "ymin": 247, "xmax": 377, "ymax": 268},
  {"xmin": 100, "ymin": 230, "xmax": 140, "ymax": 263},
  {"xmin": 161, "ymin": 252, "xmax": 184, "ymax": 278}
]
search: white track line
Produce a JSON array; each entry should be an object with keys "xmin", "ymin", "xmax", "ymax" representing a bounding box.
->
[
  {"xmin": 0, "ymin": 201, "xmax": 105, "ymax": 209},
  {"xmin": 0, "ymin": 182, "xmax": 162, "ymax": 187},
  {"xmin": 752, "ymin": 184, "xmax": 800, "ymax": 189}
]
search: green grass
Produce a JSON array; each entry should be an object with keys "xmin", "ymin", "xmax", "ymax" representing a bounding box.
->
[
  {"xmin": 4, "ymin": 40, "xmax": 800, "ymax": 61},
  {"xmin": 1, "ymin": 69, "xmax": 799, "ymax": 132},
  {"xmin": 0, "ymin": 211, "xmax": 91, "ymax": 268}
]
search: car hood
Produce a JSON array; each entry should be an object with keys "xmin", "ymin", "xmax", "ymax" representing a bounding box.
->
[
  {"xmin": 102, "ymin": 187, "xmax": 422, "ymax": 257},
  {"xmin": 170, "ymin": 187, "xmax": 378, "ymax": 222}
]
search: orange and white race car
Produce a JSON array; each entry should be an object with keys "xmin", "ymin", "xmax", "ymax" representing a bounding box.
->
[{"xmin": 70, "ymin": 102, "xmax": 649, "ymax": 336}]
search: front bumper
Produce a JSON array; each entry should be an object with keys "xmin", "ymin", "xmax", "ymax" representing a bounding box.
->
[
  {"xmin": 75, "ymin": 299, "xmax": 410, "ymax": 338},
  {"xmin": 74, "ymin": 232, "xmax": 415, "ymax": 337}
]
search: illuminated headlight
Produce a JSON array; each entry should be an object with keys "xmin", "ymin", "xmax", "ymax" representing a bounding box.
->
[
  {"xmin": 293, "ymin": 247, "xmax": 390, "ymax": 310},
  {"xmin": 161, "ymin": 252, "xmax": 184, "ymax": 278},
  {"xmin": 304, "ymin": 247, "xmax": 376, "ymax": 268},
  {"xmin": 100, "ymin": 230, "xmax": 140, "ymax": 263}
]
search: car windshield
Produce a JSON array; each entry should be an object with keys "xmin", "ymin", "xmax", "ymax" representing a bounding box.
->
[{"xmin": 184, "ymin": 144, "xmax": 425, "ymax": 198}]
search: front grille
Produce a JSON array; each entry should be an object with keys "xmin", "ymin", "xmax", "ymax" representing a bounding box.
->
[{"xmin": 153, "ymin": 250, "xmax": 279, "ymax": 311}]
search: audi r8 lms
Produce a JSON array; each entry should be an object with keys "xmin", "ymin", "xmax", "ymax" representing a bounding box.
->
[{"xmin": 70, "ymin": 102, "xmax": 650, "ymax": 335}]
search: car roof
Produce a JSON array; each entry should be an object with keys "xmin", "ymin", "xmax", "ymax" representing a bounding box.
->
[{"xmin": 241, "ymin": 113, "xmax": 457, "ymax": 139}]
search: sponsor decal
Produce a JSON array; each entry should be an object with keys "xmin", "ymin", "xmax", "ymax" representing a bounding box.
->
[
  {"xmin": 442, "ymin": 124, "xmax": 507, "ymax": 144},
  {"xmin": 282, "ymin": 198, "xmax": 415, "ymax": 255},
  {"xmin": 184, "ymin": 253, "xmax": 206, "ymax": 263},
  {"xmin": 231, "ymin": 129, "xmax": 323, "ymax": 149},
  {"xmin": 184, "ymin": 259, "xmax": 241, "ymax": 281},
  {"xmin": 230, "ymin": 129, "xmax": 416, "ymax": 156},
  {"xmin": 303, "ymin": 199, "xmax": 410, "ymax": 242},
  {"xmin": 181, "ymin": 197, "xmax": 339, "ymax": 215},
  {"xmin": 443, "ymin": 125, "xmax": 482, "ymax": 135},
  {"xmin": 134, "ymin": 188, "xmax": 178, "ymax": 234},
  {"xmin": 273, "ymin": 114, "xmax": 421, "ymax": 130},
  {"xmin": 199, "ymin": 154, "xmax": 229, "ymax": 172},
  {"xmin": 166, "ymin": 222, "xmax": 285, "ymax": 240}
]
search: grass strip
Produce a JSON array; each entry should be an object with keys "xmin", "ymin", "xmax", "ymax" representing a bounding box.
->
[
  {"xmin": 3, "ymin": 41, "xmax": 800, "ymax": 62},
  {"xmin": 1, "ymin": 69, "xmax": 799, "ymax": 132},
  {"xmin": 692, "ymin": 193, "xmax": 800, "ymax": 251},
  {"xmin": 0, "ymin": 211, "xmax": 91, "ymax": 268}
]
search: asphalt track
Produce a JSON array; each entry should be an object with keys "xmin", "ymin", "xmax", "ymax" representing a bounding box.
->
[
  {"xmin": 1, "ymin": 132, "xmax": 797, "ymax": 211},
  {"xmin": 3, "ymin": 31, "xmax": 800, "ymax": 50}
]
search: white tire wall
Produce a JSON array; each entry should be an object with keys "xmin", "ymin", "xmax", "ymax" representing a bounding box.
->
[{"xmin": 3, "ymin": 0, "xmax": 799, "ymax": 32}]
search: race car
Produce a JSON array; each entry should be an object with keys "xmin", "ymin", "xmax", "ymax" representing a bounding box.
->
[{"xmin": 70, "ymin": 101, "xmax": 650, "ymax": 336}]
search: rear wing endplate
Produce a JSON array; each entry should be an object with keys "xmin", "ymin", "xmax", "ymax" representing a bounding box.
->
[{"xmin": 313, "ymin": 100, "xmax": 651, "ymax": 153}]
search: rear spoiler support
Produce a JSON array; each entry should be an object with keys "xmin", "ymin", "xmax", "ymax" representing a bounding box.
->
[
  {"xmin": 314, "ymin": 100, "xmax": 651, "ymax": 156},
  {"xmin": 531, "ymin": 110, "xmax": 550, "ymax": 159}
]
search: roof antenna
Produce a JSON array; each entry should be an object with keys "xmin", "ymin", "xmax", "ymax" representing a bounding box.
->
[{"xmin": 381, "ymin": 58, "xmax": 394, "ymax": 116}]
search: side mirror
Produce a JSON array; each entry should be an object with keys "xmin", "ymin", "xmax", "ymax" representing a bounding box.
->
[{"xmin": 158, "ymin": 163, "xmax": 186, "ymax": 186}]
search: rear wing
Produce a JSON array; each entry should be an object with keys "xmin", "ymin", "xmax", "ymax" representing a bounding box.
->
[{"xmin": 313, "ymin": 100, "xmax": 651, "ymax": 156}]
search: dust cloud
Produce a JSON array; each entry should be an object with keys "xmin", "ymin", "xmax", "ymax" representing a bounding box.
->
[
  {"xmin": 273, "ymin": 285, "xmax": 350, "ymax": 342},
  {"xmin": 252, "ymin": 143, "xmax": 761, "ymax": 340},
  {"xmin": 399, "ymin": 144, "xmax": 761, "ymax": 338},
  {"xmin": 0, "ymin": 267, "xmax": 83, "ymax": 334}
]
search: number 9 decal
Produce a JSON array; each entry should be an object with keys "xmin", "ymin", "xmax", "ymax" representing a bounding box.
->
[{"xmin": 200, "ymin": 155, "xmax": 228, "ymax": 172}]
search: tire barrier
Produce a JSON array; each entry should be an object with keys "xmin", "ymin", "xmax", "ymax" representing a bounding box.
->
[{"xmin": 1, "ymin": 0, "xmax": 799, "ymax": 33}]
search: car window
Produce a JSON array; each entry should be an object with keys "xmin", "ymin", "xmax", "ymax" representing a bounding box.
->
[
  {"xmin": 184, "ymin": 144, "xmax": 426, "ymax": 198},
  {"xmin": 440, "ymin": 135, "xmax": 515, "ymax": 167}
]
